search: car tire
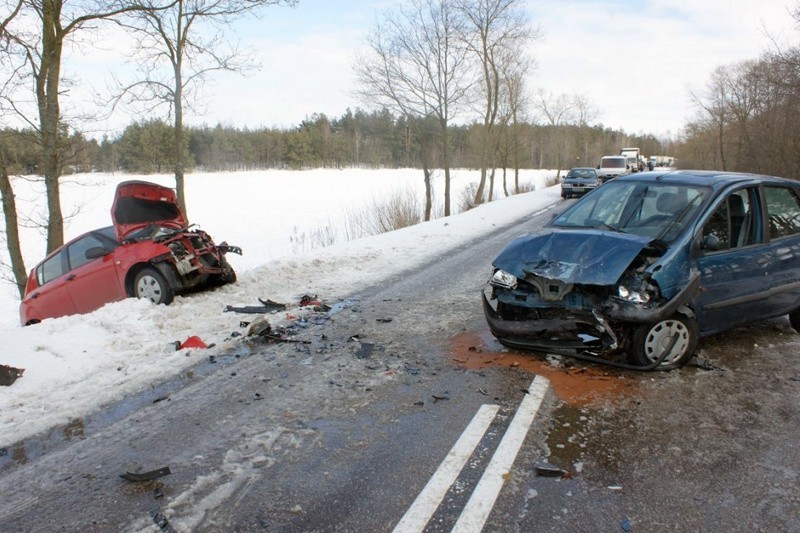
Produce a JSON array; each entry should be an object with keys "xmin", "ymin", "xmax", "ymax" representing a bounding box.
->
[
  {"xmin": 561, "ymin": 191, "xmax": 567, "ymax": 199},
  {"xmin": 134, "ymin": 267, "xmax": 174, "ymax": 305},
  {"xmin": 631, "ymin": 315, "xmax": 698, "ymax": 369},
  {"xmin": 215, "ymin": 257, "xmax": 237, "ymax": 286},
  {"xmin": 790, "ymin": 309, "xmax": 800, "ymax": 333}
]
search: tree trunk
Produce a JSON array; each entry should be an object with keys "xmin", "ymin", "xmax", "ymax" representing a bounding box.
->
[
  {"xmin": 173, "ymin": 53, "xmax": 188, "ymax": 219},
  {"xmin": 0, "ymin": 157, "xmax": 27, "ymax": 297},
  {"xmin": 441, "ymin": 121, "xmax": 451, "ymax": 217},
  {"xmin": 474, "ymin": 167, "xmax": 487, "ymax": 205},
  {"xmin": 40, "ymin": 1, "xmax": 65, "ymax": 253},
  {"xmin": 422, "ymin": 164, "xmax": 432, "ymax": 222}
]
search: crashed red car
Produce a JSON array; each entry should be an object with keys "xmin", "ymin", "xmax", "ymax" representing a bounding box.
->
[{"xmin": 19, "ymin": 180, "xmax": 241, "ymax": 325}]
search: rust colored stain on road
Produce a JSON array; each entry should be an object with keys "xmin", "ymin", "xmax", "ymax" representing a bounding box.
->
[{"xmin": 448, "ymin": 330, "xmax": 639, "ymax": 406}]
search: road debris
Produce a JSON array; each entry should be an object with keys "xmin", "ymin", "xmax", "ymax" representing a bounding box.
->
[
  {"xmin": 535, "ymin": 465, "xmax": 573, "ymax": 479},
  {"xmin": 120, "ymin": 466, "xmax": 172, "ymax": 482},
  {"xmin": 151, "ymin": 508, "xmax": 177, "ymax": 533},
  {"xmin": 224, "ymin": 297, "xmax": 287, "ymax": 314},
  {"xmin": 689, "ymin": 355, "xmax": 725, "ymax": 371},
  {"xmin": 0, "ymin": 364, "xmax": 24, "ymax": 386},
  {"xmin": 178, "ymin": 336, "xmax": 207, "ymax": 350}
]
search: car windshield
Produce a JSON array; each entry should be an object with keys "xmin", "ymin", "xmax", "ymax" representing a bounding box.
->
[
  {"xmin": 601, "ymin": 158, "xmax": 625, "ymax": 168},
  {"xmin": 567, "ymin": 169, "xmax": 595, "ymax": 179},
  {"xmin": 551, "ymin": 180, "xmax": 709, "ymax": 242}
]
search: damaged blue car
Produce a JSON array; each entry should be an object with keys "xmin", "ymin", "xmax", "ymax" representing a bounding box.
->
[{"xmin": 483, "ymin": 170, "xmax": 800, "ymax": 369}]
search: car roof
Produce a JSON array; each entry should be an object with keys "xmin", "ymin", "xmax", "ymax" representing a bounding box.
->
[
  {"xmin": 568, "ymin": 167, "xmax": 596, "ymax": 171},
  {"xmin": 614, "ymin": 169, "xmax": 797, "ymax": 189}
]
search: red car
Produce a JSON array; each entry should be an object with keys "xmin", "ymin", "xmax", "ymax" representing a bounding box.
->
[{"xmin": 20, "ymin": 180, "xmax": 241, "ymax": 325}]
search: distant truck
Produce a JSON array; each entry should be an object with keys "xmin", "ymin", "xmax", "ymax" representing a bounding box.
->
[
  {"xmin": 620, "ymin": 147, "xmax": 644, "ymax": 172},
  {"xmin": 597, "ymin": 155, "xmax": 630, "ymax": 181},
  {"xmin": 647, "ymin": 155, "xmax": 676, "ymax": 169}
]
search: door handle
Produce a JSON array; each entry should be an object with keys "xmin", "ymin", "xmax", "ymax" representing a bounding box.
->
[{"xmin": 66, "ymin": 274, "xmax": 76, "ymax": 281}]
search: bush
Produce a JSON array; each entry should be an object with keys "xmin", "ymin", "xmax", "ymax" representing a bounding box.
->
[
  {"xmin": 344, "ymin": 186, "xmax": 422, "ymax": 240},
  {"xmin": 511, "ymin": 181, "xmax": 536, "ymax": 195},
  {"xmin": 544, "ymin": 173, "xmax": 561, "ymax": 188},
  {"xmin": 290, "ymin": 222, "xmax": 337, "ymax": 253},
  {"xmin": 458, "ymin": 183, "xmax": 480, "ymax": 212}
]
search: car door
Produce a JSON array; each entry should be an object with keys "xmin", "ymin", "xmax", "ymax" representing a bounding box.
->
[
  {"xmin": 63, "ymin": 231, "xmax": 125, "ymax": 314},
  {"xmin": 693, "ymin": 186, "xmax": 774, "ymax": 334},
  {"xmin": 760, "ymin": 184, "xmax": 800, "ymax": 313},
  {"xmin": 25, "ymin": 250, "xmax": 78, "ymax": 321}
]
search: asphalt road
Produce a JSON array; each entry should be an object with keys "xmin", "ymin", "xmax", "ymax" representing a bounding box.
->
[{"xmin": 0, "ymin": 199, "xmax": 798, "ymax": 532}]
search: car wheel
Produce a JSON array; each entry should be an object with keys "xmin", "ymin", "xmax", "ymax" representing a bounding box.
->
[
  {"xmin": 561, "ymin": 191, "xmax": 567, "ymax": 199},
  {"xmin": 631, "ymin": 315, "xmax": 697, "ymax": 369},
  {"xmin": 790, "ymin": 308, "xmax": 800, "ymax": 333},
  {"xmin": 214, "ymin": 257, "xmax": 237, "ymax": 286},
  {"xmin": 134, "ymin": 267, "xmax": 174, "ymax": 305}
]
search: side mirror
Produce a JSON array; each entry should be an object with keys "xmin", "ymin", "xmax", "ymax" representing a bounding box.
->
[
  {"xmin": 85, "ymin": 246, "xmax": 111, "ymax": 260},
  {"xmin": 702, "ymin": 234, "xmax": 720, "ymax": 252}
]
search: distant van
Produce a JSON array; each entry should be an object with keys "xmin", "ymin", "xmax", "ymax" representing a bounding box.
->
[{"xmin": 598, "ymin": 155, "xmax": 629, "ymax": 182}]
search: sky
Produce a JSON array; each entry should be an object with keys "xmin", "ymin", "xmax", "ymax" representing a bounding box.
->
[
  {"xmin": 65, "ymin": 0, "xmax": 800, "ymax": 140},
  {"xmin": 0, "ymin": 168, "xmax": 558, "ymax": 450}
]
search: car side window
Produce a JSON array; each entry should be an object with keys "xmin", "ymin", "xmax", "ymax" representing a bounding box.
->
[
  {"xmin": 36, "ymin": 251, "xmax": 65, "ymax": 286},
  {"xmin": 701, "ymin": 188, "xmax": 758, "ymax": 251},
  {"xmin": 67, "ymin": 233, "xmax": 108, "ymax": 271},
  {"xmin": 703, "ymin": 201, "xmax": 731, "ymax": 250},
  {"xmin": 764, "ymin": 186, "xmax": 800, "ymax": 239}
]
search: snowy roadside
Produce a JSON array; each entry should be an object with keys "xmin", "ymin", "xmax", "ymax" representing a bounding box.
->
[{"xmin": 0, "ymin": 179, "xmax": 561, "ymax": 448}]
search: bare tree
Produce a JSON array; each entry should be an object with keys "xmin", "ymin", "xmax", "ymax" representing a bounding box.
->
[
  {"xmin": 0, "ymin": 0, "xmax": 26, "ymax": 296},
  {"xmin": 112, "ymin": 0, "xmax": 298, "ymax": 218},
  {"xmin": 533, "ymin": 89, "xmax": 578, "ymax": 178},
  {"xmin": 457, "ymin": 0, "xmax": 536, "ymax": 205},
  {"xmin": 1, "ymin": 0, "xmax": 174, "ymax": 254},
  {"xmin": 690, "ymin": 65, "xmax": 734, "ymax": 171},
  {"xmin": 355, "ymin": 0, "xmax": 473, "ymax": 217},
  {"xmin": 497, "ymin": 59, "xmax": 529, "ymax": 195}
]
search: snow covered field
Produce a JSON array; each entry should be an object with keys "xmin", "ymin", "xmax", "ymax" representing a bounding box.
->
[{"xmin": 0, "ymin": 168, "xmax": 560, "ymax": 448}]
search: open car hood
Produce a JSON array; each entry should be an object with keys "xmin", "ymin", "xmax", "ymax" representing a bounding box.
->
[
  {"xmin": 492, "ymin": 229, "xmax": 654, "ymax": 286},
  {"xmin": 111, "ymin": 180, "xmax": 186, "ymax": 241}
]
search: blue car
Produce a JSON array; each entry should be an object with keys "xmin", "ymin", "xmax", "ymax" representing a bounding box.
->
[
  {"xmin": 483, "ymin": 170, "xmax": 800, "ymax": 369},
  {"xmin": 561, "ymin": 167, "xmax": 601, "ymax": 199}
]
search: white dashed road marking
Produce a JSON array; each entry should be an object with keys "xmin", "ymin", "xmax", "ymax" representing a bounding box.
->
[
  {"xmin": 453, "ymin": 375, "xmax": 549, "ymax": 532},
  {"xmin": 393, "ymin": 404, "xmax": 500, "ymax": 533},
  {"xmin": 393, "ymin": 375, "xmax": 550, "ymax": 533}
]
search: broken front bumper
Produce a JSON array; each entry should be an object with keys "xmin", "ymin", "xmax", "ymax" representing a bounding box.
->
[{"xmin": 482, "ymin": 273, "xmax": 700, "ymax": 354}]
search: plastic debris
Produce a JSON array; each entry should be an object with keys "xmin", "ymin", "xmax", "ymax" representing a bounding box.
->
[
  {"xmin": 224, "ymin": 298, "xmax": 287, "ymax": 314},
  {"xmin": 120, "ymin": 466, "xmax": 172, "ymax": 482},
  {"xmin": 355, "ymin": 343, "xmax": 375, "ymax": 359},
  {"xmin": 178, "ymin": 336, "xmax": 207, "ymax": 350},
  {"xmin": 0, "ymin": 364, "xmax": 24, "ymax": 386},
  {"xmin": 535, "ymin": 466, "xmax": 573, "ymax": 479}
]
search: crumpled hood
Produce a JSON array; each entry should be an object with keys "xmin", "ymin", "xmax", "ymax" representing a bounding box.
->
[
  {"xmin": 492, "ymin": 229, "xmax": 654, "ymax": 285},
  {"xmin": 111, "ymin": 180, "xmax": 186, "ymax": 241}
]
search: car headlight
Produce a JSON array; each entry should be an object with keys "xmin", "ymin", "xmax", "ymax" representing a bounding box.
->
[
  {"xmin": 491, "ymin": 269, "xmax": 518, "ymax": 289},
  {"xmin": 617, "ymin": 284, "xmax": 651, "ymax": 303}
]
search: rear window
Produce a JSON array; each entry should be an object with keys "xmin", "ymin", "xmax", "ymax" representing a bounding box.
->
[{"xmin": 36, "ymin": 251, "xmax": 65, "ymax": 286}]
